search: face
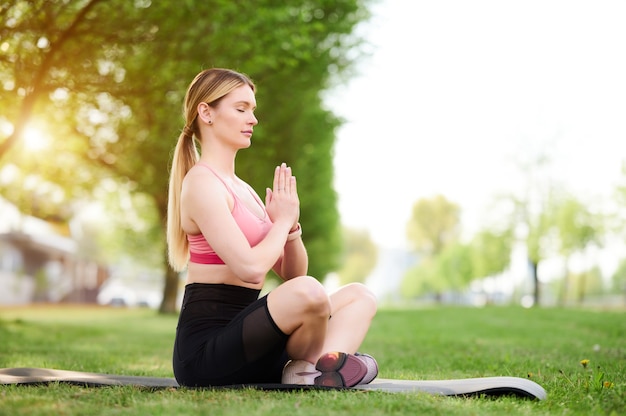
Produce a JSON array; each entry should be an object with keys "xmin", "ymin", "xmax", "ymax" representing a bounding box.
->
[{"xmin": 208, "ymin": 84, "xmax": 258, "ymax": 148}]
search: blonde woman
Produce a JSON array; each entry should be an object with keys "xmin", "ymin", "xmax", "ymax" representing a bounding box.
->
[{"xmin": 168, "ymin": 68, "xmax": 377, "ymax": 387}]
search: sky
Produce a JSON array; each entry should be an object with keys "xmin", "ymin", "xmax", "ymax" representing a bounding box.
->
[{"xmin": 328, "ymin": 0, "xmax": 626, "ymax": 250}]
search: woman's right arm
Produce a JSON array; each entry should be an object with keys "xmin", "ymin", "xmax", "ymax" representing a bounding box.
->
[{"xmin": 181, "ymin": 166, "xmax": 297, "ymax": 284}]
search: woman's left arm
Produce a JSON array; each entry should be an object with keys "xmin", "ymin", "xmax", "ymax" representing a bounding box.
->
[{"xmin": 273, "ymin": 226, "xmax": 308, "ymax": 280}]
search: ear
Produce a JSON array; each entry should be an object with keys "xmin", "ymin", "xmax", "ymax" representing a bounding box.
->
[{"xmin": 197, "ymin": 102, "xmax": 213, "ymax": 125}]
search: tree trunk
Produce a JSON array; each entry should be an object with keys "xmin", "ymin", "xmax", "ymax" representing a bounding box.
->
[
  {"xmin": 530, "ymin": 259, "xmax": 540, "ymax": 307},
  {"xmin": 157, "ymin": 205, "xmax": 179, "ymax": 314},
  {"xmin": 159, "ymin": 259, "xmax": 180, "ymax": 314}
]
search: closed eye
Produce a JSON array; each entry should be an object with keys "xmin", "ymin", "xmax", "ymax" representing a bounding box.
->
[{"xmin": 234, "ymin": 100, "xmax": 256, "ymax": 112}]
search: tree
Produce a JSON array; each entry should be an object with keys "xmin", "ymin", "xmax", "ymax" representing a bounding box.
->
[
  {"xmin": 400, "ymin": 257, "xmax": 436, "ymax": 299},
  {"xmin": 402, "ymin": 195, "xmax": 462, "ymax": 301},
  {"xmin": 0, "ymin": 0, "xmax": 371, "ymax": 312},
  {"xmin": 466, "ymin": 227, "xmax": 514, "ymax": 303},
  {"xmin": 504, "ymin": 150, "xmax": 556, "ymax": 307},
  {"xmin": 402, "ymin": 205, "xmax": 516, "ymax": 302},
  {"xmin": 524, "ymin": 208, "xmax": 552, "ymax": 306},
  {"xmin": 469, "ymin": 228, "xmax": 513, "ymax": 280},
  {"xmin": 0, "ymin": 0, "xmax": 126, "ymax": 221},
  {"xmin": 553, "ymin": 194, "xmax": 602, "ymax": 305},
  {"xmin": 406, "ymin": 194, "xmax": 460, "ymax": 257},
  {"xmin": 612, "ymin": 164, "xmax": 626, "ymax": 305},
  {"xmin": 401, "ymin": 242, "xmax": 474, "ymax": 302},
  {"xmin": 433, "ymin": 241, "xmax": 474, "ymax": 295},
  {"xmin": 611, "ymin": 258, "xmax": 626, "ymax": 306},
  {"xmin": 335, "ymin": 227, "xmax": 378, "ymax": 286},
  {"xmin": 572, "ymin": 266, "xmax": 604, "ymax": 305}
]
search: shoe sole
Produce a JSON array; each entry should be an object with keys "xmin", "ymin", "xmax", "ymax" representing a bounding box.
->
[{"xmin": 314, "ymin": 352, "xmax": 367, "ymax": 387}]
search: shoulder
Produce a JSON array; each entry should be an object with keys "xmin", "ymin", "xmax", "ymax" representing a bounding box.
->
[
  {"xmin": 180, "ymin": 166, "xmax": 234, "ymax": 233},
  {"xmin": 183, "ymin": 165, "xmax": 220, "ymax": 191},
  {"xmin": 182, "ymin": 166, "xmax": 231, "ymax": 209}
]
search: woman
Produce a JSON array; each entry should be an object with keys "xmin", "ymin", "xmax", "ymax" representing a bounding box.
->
[{"xmin": 167, "ymin": 68, "xmax": 378, "ymax": 387}]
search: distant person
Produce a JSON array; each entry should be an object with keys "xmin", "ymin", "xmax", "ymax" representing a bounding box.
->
[{"xmin": 167, "ymin": 68, "xmax": 378, "ymax": 388}]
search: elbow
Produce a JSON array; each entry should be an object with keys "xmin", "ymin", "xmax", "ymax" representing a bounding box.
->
[
  {"xmin": 243, "ymin": 271, "xmax": 266, "ymax": 285},
  {"xmin": 235, "ymin": 263, "xmax": 269, "ymax": 285},
  {"xmin": 225, "ymin": 249, "xmax": 279, "ymax": 284}
]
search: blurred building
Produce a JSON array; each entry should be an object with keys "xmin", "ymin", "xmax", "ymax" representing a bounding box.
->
[{"xmin": 0, "ymin": 196, "xmax": 108, "ymax": 305}]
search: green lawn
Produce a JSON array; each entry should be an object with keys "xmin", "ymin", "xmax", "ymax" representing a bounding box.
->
[{"xmin": 0, "ymin": 305, "xmax": 624, "ymax": 415}]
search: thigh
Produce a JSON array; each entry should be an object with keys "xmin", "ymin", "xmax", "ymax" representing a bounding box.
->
[
  {"xmin": 267, "ymin": 276, "xmax": 329, "ymax": 334},
  {"xmin": 328, "ymin": 283, "xmax": 376, "ymax": 315},
  {"xmin": 203, "ymin": 295, "xmax": 288, "ymax": 383}
]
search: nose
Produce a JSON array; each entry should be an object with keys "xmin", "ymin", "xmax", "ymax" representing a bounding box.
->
[{"xmin": 250, "ymin": 113, "xmax": 258, "ymax": 126}]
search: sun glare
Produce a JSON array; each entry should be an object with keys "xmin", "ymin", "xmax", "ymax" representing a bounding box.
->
[
  {"xmin": 23, "ymin": 125, "xmax": 50, "ymax": 150},
  {"xmin": 0, "ymin": 120, "xmax": 13, "ymax": 136}
]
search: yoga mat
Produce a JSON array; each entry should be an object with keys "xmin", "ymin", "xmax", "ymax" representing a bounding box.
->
[{"xmin": 0, "ymin": 367, "xmax": 546, "ymax": 400}]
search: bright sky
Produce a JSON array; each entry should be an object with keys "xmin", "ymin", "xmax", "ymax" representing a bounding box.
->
[{"xmin": 328, "ymin": 0, "xmax": 626, "ymax": 249}]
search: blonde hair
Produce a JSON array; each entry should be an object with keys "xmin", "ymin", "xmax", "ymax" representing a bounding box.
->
[{"xmin": 167, "ymin": 68, "xmax": 256, "ymax": 271}]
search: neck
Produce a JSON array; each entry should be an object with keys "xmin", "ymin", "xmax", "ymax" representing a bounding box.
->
[{"xmin": 198, "ymin": 149, "xmax": 237, "ymax": 179}]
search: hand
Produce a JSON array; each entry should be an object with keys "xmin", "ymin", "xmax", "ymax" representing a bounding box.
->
[{"xmin": 265, "ymin": 163, "xmax": 300, "ymax": 228}]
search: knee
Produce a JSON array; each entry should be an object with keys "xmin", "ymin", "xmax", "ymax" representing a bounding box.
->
[
  {"xmin": 346, "ymin": 283, "xmax": 378, "ymax": 317},
  {"xmin": 290, "ymin": 276, "xmax": 331, "ymax": 317}
]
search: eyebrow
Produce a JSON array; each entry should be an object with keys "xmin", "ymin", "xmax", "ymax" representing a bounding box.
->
[{"xmin": 235, "ymin": 100, "xmax": 256, "ymax": 109}]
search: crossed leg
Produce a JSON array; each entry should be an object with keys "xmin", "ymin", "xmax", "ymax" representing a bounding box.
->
[{"xmin": 267, "ymin": 275, "xmax": 377, "ymax": 363}]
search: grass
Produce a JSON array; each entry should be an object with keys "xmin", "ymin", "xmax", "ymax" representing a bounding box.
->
[{"xmin": 0, "ymin": 304, "xmax": 624, "ymax": 415}]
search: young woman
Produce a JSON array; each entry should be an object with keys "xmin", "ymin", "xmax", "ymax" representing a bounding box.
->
[{"xmin": 167, "ymin": 68, "xmax": 378, "ymax": 387}]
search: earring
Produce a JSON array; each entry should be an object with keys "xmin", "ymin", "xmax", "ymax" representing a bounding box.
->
[{"xmin": 208, "ymin": 120, "xmax": 212, "ymax": 124}]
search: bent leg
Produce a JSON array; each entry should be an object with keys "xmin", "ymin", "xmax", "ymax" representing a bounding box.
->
[
  {"xmin": 280, "ymin": 282, "xmax": 378, "ymax": 387},
  {"xmin": 267, "ymin": 276, "xmax": 331, "ymax": 363},
  {"xmin": 322, "ymin": 283, "xmax": 377, "ymax": 353}
]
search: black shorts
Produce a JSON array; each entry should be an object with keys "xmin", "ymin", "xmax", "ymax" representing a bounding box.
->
[{"xmin": 172, "ymin": 283, "xmax": 289, "ymax": 387}]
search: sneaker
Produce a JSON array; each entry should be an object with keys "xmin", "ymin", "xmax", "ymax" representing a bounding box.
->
[
  {"xmin": 314, "ymin": 352, "xmax": 367, "ymax": 387},
  {"xmin": 354, "ymin": 352, "xmax": 378, "ymax": 384},
  {"xmin": 281, "ymin": 360, "xmax": 321, "ymax": 385}
]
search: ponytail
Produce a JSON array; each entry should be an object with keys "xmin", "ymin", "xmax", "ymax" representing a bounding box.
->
[
  {"xmin": 166, "ymin": 68, "xmax": 255, "ymax": 271},
  {"xmin": 167, "ymin": 129, "xmax": 198, "ymax": 271}
]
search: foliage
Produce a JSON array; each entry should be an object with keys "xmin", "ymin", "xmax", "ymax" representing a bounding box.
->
[
  {"xmin": 401, "ymin": 242, "xmax": 474, "ymax": 299},
  {"xmin": 72, "ymin": 182, "xmax": 164, "ymax": 266},
  {"xmin": 400, "ymin": 183, "xmax": 613, "ymax": 304},
  {"xmin": 400, "ymin": 257, "xmax": 436, "ymax": 298},
  {"xmin": 336, "ymin": 226, "xmax": 378, "ymax": 285},
  {"xmin": 571, "ymin": 266, "xmax": 605, "ymax": 304},
  {"xmin": 406, "ymin": 194, "xmax": 460, "ymax": 257},
  {"xmin": 552, "ymin": 193, "xmax": 604, "ymax": 305},
  {"xmin": 402, "ymin": 195, "xmax": 462, "ymax": 299},
  {"xmin": 554, "ymin": 194, "xmax": 602, "ymax": 256},
  {"xmin": 469, "ymin": 227, "xmax": 513, "ymax": 279},
  {"xmin": 1, "ymin": 306, "xmax": 625, "ymax": 415},
  {"xmin": 611, "ymin": 258, "xmax": 626, "ymax": 296},
  {"xmin": 0, "ymin": 0, "xmax": 372, "ymax": 312},
  {"xmin": 435, "ymin": 242, "xmax": 474, "ymax": 289},
  {"xmin": 613, "ymin": 162, "xmax": 626, "ymax": 235}
]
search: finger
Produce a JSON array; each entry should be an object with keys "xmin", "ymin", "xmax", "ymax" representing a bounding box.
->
[
  {"xmin": 273, "ymin": 165, "xmax": 280, "ymax": 192},
  {"xmin": 290, "ymin": 175, "xmax": 297, "ymax": 195},
  {"xmin": 278, "ymin": 162, "xmax": 286, "ymax": 192},
  {"xmin": 265, "ymin": 188, "xmax": 272, "ymax": 205},
  {"xmin": 284, "ymin": 166, "xmax": 292, "ymax": 194}
]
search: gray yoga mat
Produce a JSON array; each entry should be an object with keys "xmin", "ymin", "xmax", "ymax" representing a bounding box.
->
[{"xmin": 0, "ymin": 367, "xmax": 547, "ymax": 400}]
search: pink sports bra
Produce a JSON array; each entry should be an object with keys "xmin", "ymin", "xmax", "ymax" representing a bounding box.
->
[{"xmin": 187, "ymin": 163, "xmax": 273, "ymax": 265}]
